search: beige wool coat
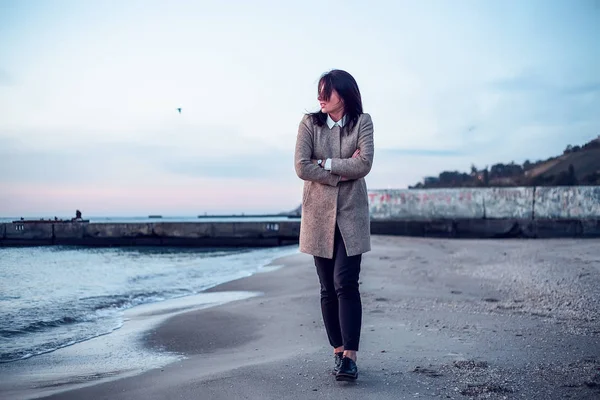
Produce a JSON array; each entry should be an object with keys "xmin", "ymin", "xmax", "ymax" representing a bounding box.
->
[{"xmin": 294, "ymin": 113, "xmax": 374, "ymax": 259}]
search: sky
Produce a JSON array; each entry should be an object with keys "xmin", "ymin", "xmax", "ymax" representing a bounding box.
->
[{"xmin": 1, "ymin": 0, "xmax": 599, "ymax": 217}]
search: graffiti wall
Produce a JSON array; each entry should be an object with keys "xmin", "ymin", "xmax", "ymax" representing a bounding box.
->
[
  {"xmin": 534, "ymin": 186, "xmax": 600, "ymax": 219},
  {"xmin": 368, "ymin": 186, "xmax": 598, "ymax": 220},
  {"xmin": 482, "ymin": 187, "xmax": 534, "ymax": 219},
  {"xmin": 368, "ymin": 189, "xmax": 485, "ymax": 220}
]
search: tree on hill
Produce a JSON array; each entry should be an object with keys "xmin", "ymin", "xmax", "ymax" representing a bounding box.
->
[
  {"xmin": 581, "ymin": 171, "xmax": 600, "ymax": 185},
  {"xmin": 569, "ymin": 164, "xmax": 576, "ymax": 183},
  {"xmin": 551, "ymin": 164, "xmax": 578, "ymax": 186}
]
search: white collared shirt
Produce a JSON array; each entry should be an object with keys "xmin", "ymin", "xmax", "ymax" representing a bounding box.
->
[
  {"xmin": 323, "ymin": 114, "xmax": 347, "ymax": 170},
  {"xmin": 326, "ymin": 114, "xmax": 347, "ymax": 129}
]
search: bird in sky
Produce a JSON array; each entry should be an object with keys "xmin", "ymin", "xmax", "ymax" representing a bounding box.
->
[{"xmin": 177, "ymin": 108, "xmax": 182, "ymax": 114}]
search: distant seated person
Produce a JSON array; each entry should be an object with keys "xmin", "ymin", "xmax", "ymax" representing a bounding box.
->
[{"xmin": 71, "ymin": 210, "xmax": 83, "ymax": 222}]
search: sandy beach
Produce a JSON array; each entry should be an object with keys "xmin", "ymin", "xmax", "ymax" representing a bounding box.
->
[{"xmin": 4, "ymin": 236, "xmax": 600, "ymax": 400}]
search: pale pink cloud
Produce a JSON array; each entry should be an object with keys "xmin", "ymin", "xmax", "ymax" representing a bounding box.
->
[{"xmin": 1, "ymin": 180, "xmax": 302, "ymax": 217}]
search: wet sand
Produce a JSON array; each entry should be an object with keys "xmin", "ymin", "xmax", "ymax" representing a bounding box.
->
[{"xmin": 9, "ymin": 236, "xmax": 600, "ymax": 399}]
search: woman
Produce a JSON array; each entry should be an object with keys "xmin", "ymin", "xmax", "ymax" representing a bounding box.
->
[{"xmin": 294, "ymin": 69, "xmax": 374, "ymax": 381}]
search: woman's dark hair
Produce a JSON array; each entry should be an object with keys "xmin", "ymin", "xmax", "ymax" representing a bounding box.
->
[{"xmin": 309, "ymin": 69, "xmax": 363, "ymax": 131}]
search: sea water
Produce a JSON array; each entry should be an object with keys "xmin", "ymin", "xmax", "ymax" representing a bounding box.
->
[{"xmin": 0, "ymin": 244, "xmax": 299, "ymax": 364}]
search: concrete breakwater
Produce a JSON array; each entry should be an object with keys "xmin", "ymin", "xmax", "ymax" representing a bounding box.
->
[
  {"xmin": 2, "ymin": 186, "xmax": 600, "ymax": 246},
  {"xmin": 1, "ymin": 221, "xmax": 301, "ymax": 247}
]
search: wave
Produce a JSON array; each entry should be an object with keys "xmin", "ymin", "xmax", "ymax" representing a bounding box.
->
[
  {"xmin": 1, "ymin": 288, "xmax": 196, "ymax": 338},
  {"xmin": 0, "ymin": 319, "xmax": 124, "ymax": 363},
  {"xmin": 0, "ymin": 316, "xmax": 79, "ymax": 338},
  {"xmin": 81, "ymin": 289, "xmax": 193, "ymax": 311}
]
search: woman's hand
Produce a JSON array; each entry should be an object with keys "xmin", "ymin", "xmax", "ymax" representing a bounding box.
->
[{"xmin": 312, "ymin": 149, "xmax": 359, "ymax": 179}]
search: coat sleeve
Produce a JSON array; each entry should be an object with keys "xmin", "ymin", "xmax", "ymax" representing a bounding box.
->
[
  {"xmin": 329, "ymin": 113, "xmax": 374, "ymax": 180},
  {"xmin": 295, "ymin": 117, "xmax": 341, "ymax": 187}
]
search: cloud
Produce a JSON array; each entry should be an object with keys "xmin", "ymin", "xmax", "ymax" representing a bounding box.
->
[
  {"xmin": 0, "ymin": 135, "xmax": 303, "ymax": 216},
  {"xmin": 485, "ymin": 72, "xmax": 600, "ymax": 136},
  {"xmin": 417, "ymin": 71, "xmax": 600, "ymax": 165},
  {"xmin": 162, "ymin": 152, "xmax": 293, "ymax": 180},
  {"xmin": 0, "ymin": 135, "xmax": 296, "ymax": 186},
  {"xmin": 1, "ymin": 0, "xmax": 598, "ymax": 211},
  {"xmin": 0, "ymin": 132, "xmax": 466, "ymax": 194},
  {"xmin": 561, "ymin": 82, "xmax": 600, "ymax": 96},
  {"xmin": 0, "ymin": 68, "xmax": 13, "ymax": 86},
  {"xmin": 378, "ymin": 148, "xmax": 464, "ymax": 157},
  {"xmin": 490, "ymin": 73, "xmax": 600, "ymax": 104}
]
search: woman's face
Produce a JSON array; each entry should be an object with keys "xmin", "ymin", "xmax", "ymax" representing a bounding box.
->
[{"xmin": 318, "ymin": 87, "xmax": 344, "ymax": 116}]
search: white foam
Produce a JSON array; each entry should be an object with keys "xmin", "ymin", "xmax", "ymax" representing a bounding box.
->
[{"xmin": 256, "ymin": 264, "xmax": 284, "ymax": 273}]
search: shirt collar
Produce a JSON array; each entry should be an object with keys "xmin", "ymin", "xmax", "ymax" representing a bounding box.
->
[{"xmin": 326, "ymin": 114, "xmax": 347, "ymax": 129}]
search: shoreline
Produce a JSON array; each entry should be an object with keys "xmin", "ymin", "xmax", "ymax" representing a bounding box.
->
[
  {"xmin": 2, "ymin": 236, "xmax": 599, "ymax": 399},
  {"xmin": 0, "ymin": 251, "xmax": 294, "ymax": 400},
  {"xmin": 0, "ymin": 290, "xmax": 266, "ymax": 400}
]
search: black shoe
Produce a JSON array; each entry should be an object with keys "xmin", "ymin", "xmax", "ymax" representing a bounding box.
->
[
  {"xmin": 333, "ymin": 352, "xmax": 344, "ymax": 374},
  {"xmin": 336, "ymin": 357, "xmax": 358, "ymax": 381}
]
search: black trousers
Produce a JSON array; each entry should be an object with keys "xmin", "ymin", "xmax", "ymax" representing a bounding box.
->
[{"xmin": 314, "ymin": 224, "xmax": 362, "ymax": 351}]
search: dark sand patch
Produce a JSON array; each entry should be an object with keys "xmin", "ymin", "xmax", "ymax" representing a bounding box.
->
[{"xmin": 145, "ymin": 309, "xmax": 262, "ymax": 355}]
